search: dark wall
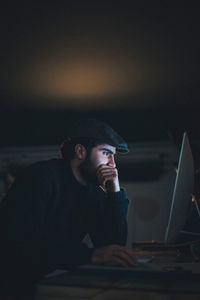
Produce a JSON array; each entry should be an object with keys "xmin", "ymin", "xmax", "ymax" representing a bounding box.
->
[{"xmin": 0, "ymin": 107, "xmax": 198, "ymax": 147}]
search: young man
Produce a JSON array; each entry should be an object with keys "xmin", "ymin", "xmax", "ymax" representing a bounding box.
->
[{"xmin": 0, "ymin": 119, "xmax": 135, "ymax": 298}]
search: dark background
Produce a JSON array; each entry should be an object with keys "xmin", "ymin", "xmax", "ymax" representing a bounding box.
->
[{"xmin": 0, "ymin": 1, "xmax": 199, "ymax": 146}]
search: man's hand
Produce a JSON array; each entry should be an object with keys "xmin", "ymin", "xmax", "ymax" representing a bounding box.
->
[
  {"xmin": 91, "ymin": 245, "xmax": 136, "ymax": 267},
  {"xmin": 96, "ymin": 165, "xmax": 120, "ymax": 192}
]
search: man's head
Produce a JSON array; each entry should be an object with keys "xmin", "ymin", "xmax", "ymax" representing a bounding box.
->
[{"xmin": 61, "ymin": 119, "xmax": 129, "ymax": 184}]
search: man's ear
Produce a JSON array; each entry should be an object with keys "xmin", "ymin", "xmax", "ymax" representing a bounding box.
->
[{"xmin": 74, "ymin": 144, "xmax": 87, "ymax": 160}]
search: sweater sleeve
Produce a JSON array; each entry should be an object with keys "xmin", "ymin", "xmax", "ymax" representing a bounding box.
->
[{"xmin": 87, "ymin": 188, "xmax": 129, "ymax": 247}]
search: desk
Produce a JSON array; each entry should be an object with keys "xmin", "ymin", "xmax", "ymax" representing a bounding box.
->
[{"xmin": 35, "ymin": 264, "xmax": 200, "ymax": 300}]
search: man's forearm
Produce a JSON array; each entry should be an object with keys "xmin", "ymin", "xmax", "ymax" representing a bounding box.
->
[{"xmin": 105, "ymin": 190, "xmax": 129, "ymax": 245}]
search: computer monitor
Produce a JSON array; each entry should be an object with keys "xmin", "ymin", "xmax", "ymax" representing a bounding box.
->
[{"xmin": 165, "ymin": 132, "xmax": 194, "ymax": 243}]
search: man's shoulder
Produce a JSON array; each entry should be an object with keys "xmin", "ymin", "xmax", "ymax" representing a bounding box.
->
[
  {"xmin": 29, "ymin": 158, "xmax": 65, "ymax": 169},
  {"xmin": 21, "ymin": 159, "xmax": 70, "ymax": 180}
]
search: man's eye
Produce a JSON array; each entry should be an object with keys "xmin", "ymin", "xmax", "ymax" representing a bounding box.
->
[{"xmin": 102, "ymin": 151, "xmax": 109, "ymax": 156}]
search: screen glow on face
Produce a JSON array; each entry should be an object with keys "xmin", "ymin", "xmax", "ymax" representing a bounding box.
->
[{"xmin": 90, "ymin": 144, "xmax": 116, "ymax": 168}]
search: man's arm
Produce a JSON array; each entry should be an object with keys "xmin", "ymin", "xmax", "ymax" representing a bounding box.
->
[
  {"xmin": 85, "ymin": 163, "xmax": 136, "ymax": 267},
  {"xmin": 88, "ymin": 163, "xmax": 128, "ymax": 245},
  {"xmin": 86, "ymin": 187, "xmax": 135, "ymax": 267},
  {"xmin": 86, "ymin": 187, "xmax": 129, "ymax": 247}
]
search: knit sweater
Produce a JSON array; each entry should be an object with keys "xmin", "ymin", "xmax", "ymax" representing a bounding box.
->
[{"xmin": 0, "ymin": 159, "xmax": 129, "ymax": 279}]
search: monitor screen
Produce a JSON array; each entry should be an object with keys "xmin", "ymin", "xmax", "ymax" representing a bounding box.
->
[{"xmin": 165, "ymin": 132, "xmax": 194, "ymax": 243}]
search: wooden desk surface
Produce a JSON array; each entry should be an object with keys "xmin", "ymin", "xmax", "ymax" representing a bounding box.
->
[{"xmin": 35, "ymin": 264, "xmax": 200, "ymax": 300}]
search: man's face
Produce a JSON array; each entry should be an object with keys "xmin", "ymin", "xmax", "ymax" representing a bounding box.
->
[{"xmin": 79, "ymin": 144, "xmax": 116, "ymax": 184}]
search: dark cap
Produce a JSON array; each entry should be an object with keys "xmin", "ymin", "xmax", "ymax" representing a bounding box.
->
[{"xmin": 68, "ymin": 119, "xmax": 129, "ymax": 154}]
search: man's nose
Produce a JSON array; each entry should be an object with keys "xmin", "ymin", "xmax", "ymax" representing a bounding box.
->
[{"xmin": 108, "ymin": 155, "xmax": 116, "ymax": 168}]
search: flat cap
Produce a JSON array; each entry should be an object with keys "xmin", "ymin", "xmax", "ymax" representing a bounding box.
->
[{"xmin": 68, "ymin": 119, "xmax": 129, "ymax": 154}]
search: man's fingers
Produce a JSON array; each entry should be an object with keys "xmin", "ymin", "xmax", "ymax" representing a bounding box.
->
[
  {"xmin": 107, "ymin": 256, "xmax": 130, "ymax": 268},
  {"xmin": 91, "ymin": 245, "xmax": 136, "ymax": 268},
  {"xmin": 96, "ymin": 165, "xmax": 118, "ymax": 176},
  {"xmin": 99, "ymin": 170, "xmax": 118, "ymax": 178},
  {"xmin": 116, "ymin": 245, "xmax": 136, "ymax": 257},
  {"xmin": 112, "ymin": 246, "xmax": 136, "ymax": 266},
  {"xmin": 113, "ymin": 249, "xmax": 135, "ymax": 266},
  {"xmin": 97, "ymin": 167, "xmax": 118, "ymax": 185},
  {"xmin": 96, "ymin": 164, "xmax": 120, "ymax": 192}
]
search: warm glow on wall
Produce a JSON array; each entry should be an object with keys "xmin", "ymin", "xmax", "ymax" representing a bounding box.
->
[
  {"xmin": 15, "ymin": 47, "xmax": 165, "ymax": 108},
  {"xmin": 21, "ymin": 54, "xmax": 143, "ymax": 107},
  {"xmin": 6, "ymin": 21, "xmax": 175, "ymax": 111},
  {"xmin": 28, "ymin": 61, "xmax": 132, "ymax": 97}
]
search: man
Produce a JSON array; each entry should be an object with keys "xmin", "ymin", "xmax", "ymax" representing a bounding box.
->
[{"xmin": 0, "ymin": 119, "xmax": 135, "ymax": 298}]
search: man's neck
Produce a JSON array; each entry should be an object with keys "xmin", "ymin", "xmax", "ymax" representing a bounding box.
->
[{"xmin": 70, "ymin": 160, "xmax": 87, "ymax": 186}]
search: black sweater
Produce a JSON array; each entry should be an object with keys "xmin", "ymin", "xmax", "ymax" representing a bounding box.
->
[{"xmin": 0, "ymin": 159, "xmax": 129, "ymax": 280}]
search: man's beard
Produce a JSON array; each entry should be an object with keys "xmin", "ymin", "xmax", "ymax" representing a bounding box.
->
[{"xmin": 79, "ymin": 156, "xmax": 98, "ymax": 185}]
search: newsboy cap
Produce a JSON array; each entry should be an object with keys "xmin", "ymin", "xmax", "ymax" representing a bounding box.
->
[{"xmin": 68, "ymin": 119, "xmax": 129, "ymax": 154}]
